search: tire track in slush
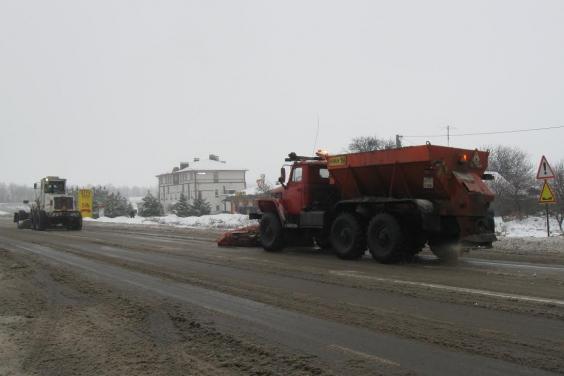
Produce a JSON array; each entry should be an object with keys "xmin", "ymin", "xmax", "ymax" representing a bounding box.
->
[{"xmin": 3, "ymin": 237, "xmax": 553, "ymax": 376}]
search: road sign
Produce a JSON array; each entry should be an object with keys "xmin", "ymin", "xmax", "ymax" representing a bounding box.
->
[
  {"xmin": 78, "ymin": 189, "xmax": 93, "ymax": 218},
  {"xmin": 536, "ymin": 155, "xmax": 555, "ymax": 180},
  {"xmin": 538, "ymin": 180, "xmax": 556, "ymax": 204}
]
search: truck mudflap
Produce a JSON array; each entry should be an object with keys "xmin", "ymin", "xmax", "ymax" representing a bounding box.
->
[
  {"xmin": 461, "ymin": 232, "xmax": 497, "ymax": 245},
  {"xmin": 457, "ymin": 215, "xmax": 497, "ymax": 246}
]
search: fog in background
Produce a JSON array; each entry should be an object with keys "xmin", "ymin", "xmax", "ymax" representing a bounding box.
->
[{"xmin": 1, "ymin": 0, "xmax": 564, "ymax": 187}]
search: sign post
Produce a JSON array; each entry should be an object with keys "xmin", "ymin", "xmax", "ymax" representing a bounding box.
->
[{"xmin": 536, "ymin": 157, "xmax": 557, "ymax": 237}]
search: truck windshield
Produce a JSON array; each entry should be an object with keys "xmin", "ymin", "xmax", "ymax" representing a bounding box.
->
[{"xmin": 44, "ymin": 181, "xmax": 65, "ymax": 194}]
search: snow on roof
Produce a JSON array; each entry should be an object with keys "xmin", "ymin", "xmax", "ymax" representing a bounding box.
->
[{"xmin": 157, "ymin": 159, "xmax": 247, "ymax": 176}]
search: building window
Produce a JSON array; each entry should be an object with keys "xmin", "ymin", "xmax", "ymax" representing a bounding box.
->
[
  {"xmin": 215, "ymin": 189, "xmax": 218, "ymax": 198},
  {"xmin": 167, "ymin": 186, "xmax": 170, "ymax": 193},
  {"xmin": 198, "ymin": 191, "xmax": 202, "ymax": 199},
  {"xmin": 213, "ymin": 172, "xmax": 219, "ymax": 183},
  {"xmin": 216, "ymin": 205, "xmax": 220, "ymax": 212}
]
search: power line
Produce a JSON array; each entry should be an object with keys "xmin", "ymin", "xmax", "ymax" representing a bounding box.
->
[{"xmin": 403, "ymin": 125, "xmax": 564, "ymax": 138}]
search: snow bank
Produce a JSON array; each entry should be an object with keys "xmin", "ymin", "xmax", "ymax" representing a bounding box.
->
[
  {"xmin": 84, "ymin": 213, "xmax": 257, "ymax": 230},
  {"xmin": 495, "ymin": 216, "xmax": 563, "ymax": 237}
]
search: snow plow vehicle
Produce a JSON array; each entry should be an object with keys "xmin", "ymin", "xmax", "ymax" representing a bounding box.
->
[
  {"xmin": 13, "ymin": 176, "xmax": 82, "ymax": 231},
  {"xmin": 250, "ymin": 144, "xmax": 496, "ymax": 262}
]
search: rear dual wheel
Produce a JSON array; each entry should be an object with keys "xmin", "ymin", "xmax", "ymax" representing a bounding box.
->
[
  {"xmin": 67, "ymin": 216, "xmax": 83, "ymax": 231},
  {"xmin": 367, "ymin": 213, "xmax": 406, "ymax": 263}
]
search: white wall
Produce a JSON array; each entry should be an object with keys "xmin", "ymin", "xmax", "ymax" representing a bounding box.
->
[{"xmin": 158, "ymin": 170, "xmax": 246, "ymax": 214}]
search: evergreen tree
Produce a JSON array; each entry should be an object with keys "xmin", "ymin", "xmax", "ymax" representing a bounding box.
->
[
  {"xmin": 139, "ymin": 191, "xmax": 163, "ymax": 217},
  {"xmin": 104, "ymin": 192, "xmax": 130, "ymax": 218},
  {"xmin": 189, "ymin": 197, "xmax": 211, "ymax": 216},
  {"xmin": 171, "ymin": 193, "xmax": 191, "ymax": 217}
]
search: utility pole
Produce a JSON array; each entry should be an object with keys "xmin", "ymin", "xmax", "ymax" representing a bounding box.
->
[{"xmin": 395, "ymin": 134, "xmax": 403, "ymax": 148}]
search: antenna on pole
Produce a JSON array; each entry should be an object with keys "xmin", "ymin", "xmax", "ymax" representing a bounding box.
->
[
  {"xmin": 312, "ymin": 113, "xmax": 320, "ymax": 154},
  {"xmin": 445, "ymin": 125, "xmax": 456, "ymax": 146}
]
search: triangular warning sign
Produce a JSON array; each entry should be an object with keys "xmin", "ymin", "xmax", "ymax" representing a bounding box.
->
[
  {"xmin": 536, "ymin": 155, "xmax": 555, "ymax": 179},
  {"xmin": 470, "ymin": 150, "xmax": 481, "ymax": 168},
  {"xmin": 539, "ymin": 180, "xmax": 556, "ymax": 204}
]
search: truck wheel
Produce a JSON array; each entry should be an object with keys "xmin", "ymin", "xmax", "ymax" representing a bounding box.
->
[
  {"xmin": 430, "ymin": 242, "xmax": 461, "ymax": 264},
  {"xmin": 37, "ymin": 211, "xmax": 48, "ymax": 231},
  {"xmin": 367, "ymin": 213, "xmax": 404, "ymax": 263},
  {"xmin": 260, "ymin": 212, "xmax": 285, "ymax": 251},
  {"xmin": 31, "ymin": 211, "xmax": 37, "ymax": 230},
  {"xmin": 330, "ymin": 213, "xmax": 366, "ymax": 260},
  {"xmin": 72, "ymin": 217, "xmax": 83, "ymax": 231}
]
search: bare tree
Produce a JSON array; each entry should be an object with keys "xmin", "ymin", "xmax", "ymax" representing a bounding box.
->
[
  {"xmin": 348, "ymin": 136, "xmax": 396, "ymax": 153},
  {"xmin": 255, "ymin": 174, "xmax": 273, "ymax": 194},
  {"xmin": 485, "ymin": 145, "xmax": 535, "ymax": 217},
  {"xmin": 551, "ymin": 160, "xmax": 564, "ymax": 233}
]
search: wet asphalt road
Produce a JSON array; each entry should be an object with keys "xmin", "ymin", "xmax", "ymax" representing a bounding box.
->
[{"xmin": 1, "ymin": 218, "xmax": 563, "ymax": 375}]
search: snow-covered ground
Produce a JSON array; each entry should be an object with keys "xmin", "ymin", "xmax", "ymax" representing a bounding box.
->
[
  {"xmin": 1, "ymin": 201, "xmax": 562, "ymax": 238},
  {"xmin": 0, "ymin": 203, "xmax": 29, "ymax": 216},
  {"xmin": 495, "ymin": 216, "xmax": 563, "ymax": 237},
  {"xmin": 84, "ymin": 213, "xmax": 257, "ymax": 230}
]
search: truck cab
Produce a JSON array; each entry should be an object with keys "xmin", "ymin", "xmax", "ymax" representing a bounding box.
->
[
  {"xmin": 280, "ymin": 160, "xmax": 333, "ymax": 217},
  {"xmin": 27, "ymin": 176, "xmax": 82, "ymax": 230}
]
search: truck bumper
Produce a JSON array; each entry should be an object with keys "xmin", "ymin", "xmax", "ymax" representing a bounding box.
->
[{"xmin": 46, "ymin": 211, "xmax": 81, "ymax": 226}]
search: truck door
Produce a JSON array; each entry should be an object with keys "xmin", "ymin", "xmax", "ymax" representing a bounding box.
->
[{"xmin": 283, "ymin": 166, "xmax": 304, "ymax": 216}]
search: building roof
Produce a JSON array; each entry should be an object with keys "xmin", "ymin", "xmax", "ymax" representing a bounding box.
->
[{"xmin": 157, "ymin": 159, "xmax": 247, "ymax": 176}]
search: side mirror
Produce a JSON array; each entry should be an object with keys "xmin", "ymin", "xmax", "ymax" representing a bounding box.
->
[
  {"xmin": 23, "ymin": 200, "xmax": 29, "ymax": 204},
  {"xmin": 278, "ymin": 167, "xmax": 286, "ymax": 184}
]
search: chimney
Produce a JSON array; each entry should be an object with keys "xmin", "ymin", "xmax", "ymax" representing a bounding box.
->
[{"xmin": 180, "ymin": 162, "xmax": 189, "ymax": 169}]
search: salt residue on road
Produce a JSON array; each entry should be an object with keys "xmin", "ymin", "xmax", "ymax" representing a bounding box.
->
[{"xmin": 84, "ymin": 213, "xmax": 257, "ymax": 229}]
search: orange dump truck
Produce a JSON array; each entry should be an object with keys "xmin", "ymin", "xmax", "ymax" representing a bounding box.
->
[{"xmin": 248, "ymin": 144, "xmax": 496, "ymax": 262}]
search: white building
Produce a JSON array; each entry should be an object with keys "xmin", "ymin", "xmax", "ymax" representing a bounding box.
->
[{"xmin": 156, "ymin": 155, "xmax": 247, "ymax": 214}]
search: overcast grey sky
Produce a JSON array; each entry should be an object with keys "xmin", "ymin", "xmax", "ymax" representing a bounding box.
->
[{"xmin": 1, "ymin": 0, "xmax": 564, "ymax": 187}]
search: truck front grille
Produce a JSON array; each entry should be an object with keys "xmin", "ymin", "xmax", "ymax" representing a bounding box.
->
[{"xmin": 54, "ymin": 197, "xmax": 74, "ymax": 210}]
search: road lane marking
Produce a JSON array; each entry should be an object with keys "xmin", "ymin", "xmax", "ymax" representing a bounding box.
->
[
  {"xmin": 329, "ymin": 270, "xmax": 564, "ymax": 307},
  {"xmin": 327, "ymin": 344, "xmax": 400, "ymax": 367},
  {"xmin": 463, "ymin": 258, "xmax": 564, "ymax": 272}
]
